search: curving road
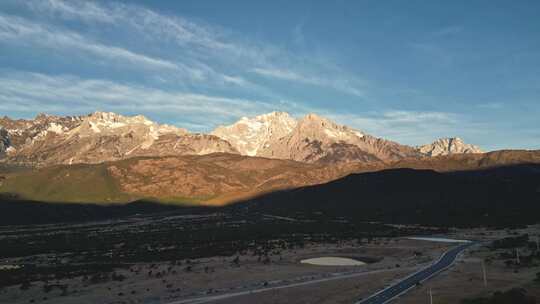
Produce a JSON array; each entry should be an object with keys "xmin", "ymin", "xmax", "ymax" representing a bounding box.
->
[
  {"xmin": 169, "ymin": 242, "xmax": 473, "ymax": 304},
  {"xmin": 355, "ymin": 242, "xmax": 474, "ymax": 304},
  {"xmin": 168, "ymin": 267, "xmax": 414, "ymax": 304}
]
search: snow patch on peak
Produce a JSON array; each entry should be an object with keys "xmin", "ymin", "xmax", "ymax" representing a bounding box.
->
[
  {"xmin": 47, "ymin": 122, "xmax": 67, "ymax": 134},
  {"xmin": 89, "ymin": 121, "xmax": 101, "ymax": 133},
  {"xmin": 417, "ymin": 137, "xmax": 483, "ymax": 156},
  {"xmin": 211, "ymin": 111, "xmax": 297, "ymax": 156},
  {"xmin": 353, "ymin": 131, "xmax": 365, "ymax": 138}
]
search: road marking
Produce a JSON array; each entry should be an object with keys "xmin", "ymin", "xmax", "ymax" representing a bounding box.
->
[
  {"xmin": 355, "ymin": 242, "xmax": 474, "ymax": 304},
  {"xmin": 166, "ymin": 267, "xmax": 414, "ymax": 304}
]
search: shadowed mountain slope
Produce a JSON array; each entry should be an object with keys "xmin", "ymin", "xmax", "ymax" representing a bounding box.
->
[{"xmin": 233, "ymin": 163, "xmax": 540, "ymax": 227}]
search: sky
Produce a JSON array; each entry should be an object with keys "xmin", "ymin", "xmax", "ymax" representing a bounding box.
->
[{"xmin": 0, "ymin": 0, "xmax": 539, "ymax": 150}]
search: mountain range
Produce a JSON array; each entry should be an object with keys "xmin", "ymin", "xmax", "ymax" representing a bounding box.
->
[
  {"xmin": 0, "ymin": 111, "xmax": 482, "ymax": 167},
  {"xmin": 8, "ymin": 111, "xmax": 532, "ymax": 206}
]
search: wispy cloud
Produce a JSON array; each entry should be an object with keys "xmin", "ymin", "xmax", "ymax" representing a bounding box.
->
[
  {"xmin": 0, "ymin": 70, "xmax": 477, "ymax": 145},
  {"xmin": 24, "ymin": 0, "xmax": 264, "ymax": 62},
  {"xmin": 19, "ymin": 0, "xmax": 366, "ymax": 97},
  {"xmin": 0, "ymin": 14, "xmax": 179, "ymax": 70},
  {"xmin": 252, "ymin": 68, "xmax": 366, "ymax": 97},
  {"xmin": 31, "ymin": 0, "xmax": 115, "ymax": 23},
  {"xmin": 0, "ymin": 71, "xmax": 301, "ymax": 131},
  {"xmin": 328, "ymin": 110, "xmax": 472, "ymax": 145},
  {"xmin": 0, "ymin": 11, "xmax": 259, "ymax": 89}
]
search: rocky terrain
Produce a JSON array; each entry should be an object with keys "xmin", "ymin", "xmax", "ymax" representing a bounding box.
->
[
  {"xmin": 0, "ymin": 153, "xmax": 366, "ymax": 204},
  {"xmin": 391, "ymin": 149, "xmax": 540, "ymax": 172},
  {"xmin": 211, "ymin": 112, "xmax": 297, "ymax": 156},
  {"xmin": 1, "ymin": 150, "xmax": 537, "ymax": 205},
  {"xmin": 212, "ymin": 112, "xmax": 481, "ymax": 163},
  {"xmin": 0, "ymin": 111, "xmax": 507, "ymax": 205},
  {"xmin": 107, "ymin": 154, "xmax": 361, "ymax": 204},
  {"xmin": 255, "ymin": 113, "xmax": 421, "ymax": 163},
  {"xmin": 0, "ymin": 112, "xmax": 236, "ymax": 167},
  {"xmin": 0, "ymin": 127, "xmax": 9, "ymax": 157},
  {"xmin": 0, "ymin": 111, "xmax": 484, "ymax": 167},
  {"xmin": 417, "ymin": 137, "xmax": 483, "ymax": 156}
]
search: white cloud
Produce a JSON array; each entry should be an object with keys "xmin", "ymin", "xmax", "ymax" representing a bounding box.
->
[
  {"xmin": 252, "ymin": 68, "xmax": 366, "ymax": 97},
  {"xmin": 0, "ymin": 71, "xmax": 289, "ymax": 131},
  {"xmin": 381, "ymin": 110, "xmax": 457, "ymax": 124},
  {"xmin": 25, "ymin": 0, "xmax": 257, "ymax": 60},
  {"xmin": 20, "ymin": 0, "xmax": 366, "ymax": 97},
  {"xmin": 0, "ymin": 14, "xmax": 178, "ymax": 70},
  {"xmin": 33, "ymin": 0, "xmax": 115, "ymax": 23},
  {"xmin": 328, "ymin": 110, "xmax": 467, "ymax": 145},
  {"xmin": 0, "ymin": 70, "xmax": 477, "ymax": 144},
  {"xmin": 0, "ymin": 12, "xmax": 259, "ymax": 89}
]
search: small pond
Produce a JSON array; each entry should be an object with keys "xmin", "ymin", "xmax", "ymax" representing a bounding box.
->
[{"xmin": 300, "ymin": 257, "xmax": 366, "ymax": 266}]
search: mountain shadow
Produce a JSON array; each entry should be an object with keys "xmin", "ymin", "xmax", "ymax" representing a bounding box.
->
[{"xmin": 229, "ymin": 164, "xmax": 540, "ymax": 228}]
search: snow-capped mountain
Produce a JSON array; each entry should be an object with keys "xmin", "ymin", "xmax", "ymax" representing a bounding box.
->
[
  {"xmin": 0, "ymin": 112, "xmax": 236, "ymax": 166},
  {"xmin": 0, "ymin": 111, "xmax": 484, "ymax": 167},
  {"xmin": 211, "ymin": 111, "xmax": 296, "ymax": 156},
  {"xmin": 258, "ymin": 113, "xmax": 421, "ymax": 163},
  {"xmin": 417, "ymin": 137, "xmax": 483, "ymax": 157},
  {"xmin": 213, "ymin": 113, "xmax": 421, "ymax": 163}
]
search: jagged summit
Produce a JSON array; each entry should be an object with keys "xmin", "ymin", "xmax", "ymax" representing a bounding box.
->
[
  {"xmin": 417, "ymin": 137, "xmax": 483, "ymax": 156},
  {"xmin": 213, "ymin": 111, "xmax": 417, "ymax": 163},
  {"xmin": 0, "ymin": 111, "xmax": 483, "ymax": 167},
  {"xmin": 0, "ymin": 112, "xmax": 235, "ymax": 166},
  {"xmin": 211, "ymin": 111, "xmax": 297, "ymax": 156}
]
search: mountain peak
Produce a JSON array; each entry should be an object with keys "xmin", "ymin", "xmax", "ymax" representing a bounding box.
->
[
  {"xmin": 239, "ymin": 111, "xmax": 294, "ymax": 124},
  {"xmin": 304, "ymin": 113, "xmax": 321, "ymax": 119},
  {"xmin": 1, "ymin": 111, "xmax": 484, "ymax": 166},
  {"xmin": 296, "ymin": 113, "xmax": 363, "ymax": 139},
  {"xmin": 211, "ymin": 111, "xmax": 297, "ymax": 156},
  {"xmin": 417, "ymin": 137, "xmax": 483, "ymax": 156},
  {"xmin": 1, "ymin": 111, "xmax": 233, "ymax": 166},
  {"xmin": 260, "ymin": 111, "xmax": 291, "ymax": 118},
  {"xmin": 302, "ymin": 113, "xmax": 327, "ymax": 122},
  {"xmin": 89, "ymin": 111, "xmax": 151, "ymax": 124}
]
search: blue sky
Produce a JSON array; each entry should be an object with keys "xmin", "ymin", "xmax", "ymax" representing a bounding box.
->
[{"xmin": 0, "ymin": 0, "xmax": 539, "ymax": 150}]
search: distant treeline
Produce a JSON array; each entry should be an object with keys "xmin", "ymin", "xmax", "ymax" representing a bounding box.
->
[{"xmin": 0, "ymin": 196, "xmax": 208, "ymax": 226}]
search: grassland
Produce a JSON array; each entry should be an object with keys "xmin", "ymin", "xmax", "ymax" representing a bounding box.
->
[{"xmin": 0, "ymin": 163, "xmax": 135, "ymax": 203}]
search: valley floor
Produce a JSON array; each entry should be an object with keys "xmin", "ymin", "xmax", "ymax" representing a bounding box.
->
[
  {"xmin": 0, "ymin": 238, "xmax": 447, "ymax": 304},
  {"xmin": 1, "ymin": 213, "xmax": 539, "ymax": 304}
]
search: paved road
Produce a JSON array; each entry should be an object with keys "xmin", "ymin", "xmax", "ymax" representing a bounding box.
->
[
  {"xmin": 167, "ymin": 267, "xmax": 414, "ymax": 304},
  {"xmin": 355, "ymin": 242, "xmax": 474, "ymax": 304}
]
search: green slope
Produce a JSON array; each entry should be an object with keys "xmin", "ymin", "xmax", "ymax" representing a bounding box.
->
[{"xmin": 0, "ymin": 163, "xmax": 136, "ymax": 203}]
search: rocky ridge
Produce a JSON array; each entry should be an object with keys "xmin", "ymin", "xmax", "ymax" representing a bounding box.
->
[
  {"xmin": 0, "ymin": 111, "xmax": 484, "ymax": 167},
  {"xmin": 211, "ymin": 112, "xmax": 297, "ymax": 156},
  {"xmin": 215, "ymin": 113, "xmax": 423, "ymax": 163},
  {"xmin": 0, "ymin": 112, "xmax": 236, "ymax": 167},
  {"xmin": 417, "ymin": 137, "xmax": 483, "ymax": 156}
]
